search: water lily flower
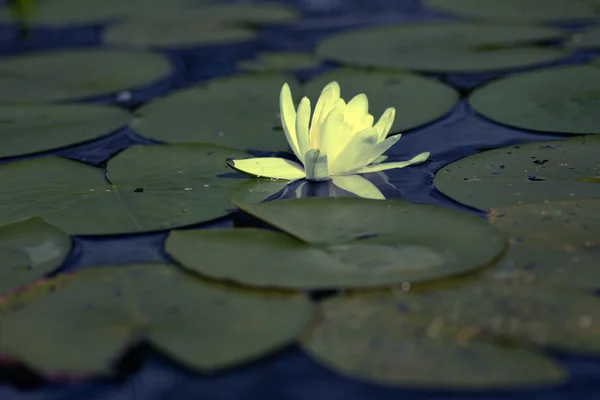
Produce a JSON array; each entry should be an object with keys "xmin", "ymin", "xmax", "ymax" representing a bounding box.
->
[{"xmin": 226, "ymin": 81, "xmax": 430, "ymax": 199}]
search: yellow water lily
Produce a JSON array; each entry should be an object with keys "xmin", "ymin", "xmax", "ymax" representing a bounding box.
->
[{"xmin": 227, "ymin": 81, "xmax": 430, "ymax": 199}]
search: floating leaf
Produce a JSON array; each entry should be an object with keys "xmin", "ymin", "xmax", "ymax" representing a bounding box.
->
[
  {"xmin": 168, "ymin": 198, "xmax": 506, "ymax": 289},
  {"xmin": 237, "ymin": 52, "xmax": 322, "ymax": 72},
  {"xmin": 300, "ymin": 295, "xmax": 565, "ymax": 388},
  {"xmin": 567, "ymin": 26, "xmax": 600, "ymax": 50},
  {"xmin": 0, "ymin": 264, "xmax": 315, "ymax": 376},
  {"xmin": 304, "ymin": 68, "xmax": 459, "ymax": 134},
  {"xmin": 230, "ymin": 179, "xmax": 290, "ymax": 204},
  {"xmin": 0, "ymin": 144, "xmax": 252, "ymax": 235},
  {"xmin": 132, "ymin": 73, "xmax": 297, "ymax": 152},
  {"xmin": 316, "ymin": 21, "xmax": 567, "ymax": 73},
  {"xmin": 0, "ymin": 49, "xmax": 172, "ymax": 103},
  {"xmin": 484, "ymin": 198, "xmax": 600, "ymax": 290},
  {"xmin": 402, "ymin": 282, "xmax": 600, "ymax": 355},
  {"xmin": 0, "ymin": 104, "xmax": 130, "ymax": 159},
  {"xmin": 0, "ymin": 217, "xmax": 71, "ymax": 293},
  {"xmin": 469, "ymin": 64, "xmax": 600, "ymax": 135},
  {"xmin": 433, "ymin": 136, "xmax": 600, "ymax": 211},
  {"xmin": 423, "ymin": 0, "xmax": 599, "ymax": 22}
]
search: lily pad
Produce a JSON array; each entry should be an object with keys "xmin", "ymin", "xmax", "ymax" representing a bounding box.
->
[
  {"xmin": 433, "ymin": 136, "xmax": 600, "ymax": 211},
  {"xmin": 0, "ymin": 217, "xmax": 71, "ymax": 294},
  {"xmin": 169, "ymin": 198, "xmax": 507, "ymax": 289},
  {"xmin": 304, "ymin": 68, "xmax": 459, "ymax": 134},
  {"xmin": 316, "ymin": 21, "xmax": 568, "ymax": 73},
  {"xmin": 469, "ymin": 64, "xmax": 600, "ymax": 135},
  {"xmin": 0, "ymin": 49, "xmax": 172, "ymax": 104},
  {"xmin": 0, "ymin": 0, "xmax": 202, "ymax": 26},
  {"xmin": 0, "ymin": 264, "xmax": 315, "ymax": 376},
  {"xmin": 402, "ymin": 281, "xmax": 600, "ymax": 355},
  {"xmin": 566, "ymin": 26, "xmax": 600, "ymax": 50},
  {"xmin": 237, "ymin": 52, "xmax": 322, "ymax": 72},
  {"xmin": 300, "ymin": 295, "xmax": 565, "ymax": 388},
  {"xmin": 132, "ymin": 73, "xmax": 297, "ymax": 152},
  {"xmin": 423, "ymin": 0, "xmax": 599, "ymax": 22},
  {"xmin": 484, "ymin": 198, "xmax": 600, "ymax": 290},
  {"xmin": 0, "ymin": 144, "xmax": 254, "ymax": 235},
  {"xmin": 0, "ymin": 104, "xmax": 130, "ymax": 159}
]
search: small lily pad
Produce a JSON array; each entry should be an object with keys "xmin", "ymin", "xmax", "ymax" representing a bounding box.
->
[
  {"xmin": 316, "ymin": 21, "xmax": 567, "ymax": 73},
  {"xmin": 403, "ymin": 282, "xmax": 600, "ymax": 355},
  {"xmin": 469, "ymin": 64, "xmax": 600, "ymax": 135},
  {"xmin": 0, "ymin": 144, "xmax": 252, "ymax": 235},
  {"xmin": 433, "ymin": 136, "xmax": 600, "ymax": 211},
  {"xmin": 172, "ymin": 198, "xmax": 507, "ymax": 289},
  {"xmin": 423, "ymin": 0, "xmax": 599, "ymax": 22},
  {"xmin": 0, "ymin": 264, "xmax": 315, "ymax": 376},
  {"xmin": 0, "ymin": 49, "xmax": 172, "ymax": 104},
  {"xmin": 132, "ymin": 73, "xmax": 297, "ymax": 152},
  {"xmin": 304, "ymin": 68, "xmax": 459, "ymax": 134},
  {"xmin": 0, "ymin": 104, "xmax": 130, "ymax": 159},
  {"xmin": 237, "ymin": 52, "xmax": 322, "ymax": 72},
  {"xmin": 484, "ymin": 198, "xmax": 600, "ymax": 290},
  {"xmin": 0, "ymin": 217, "xmax": 71, "ymax": 294},
  {"xmin": 300, "ymin": 295, "xmax": 566, "ymax": 388}
]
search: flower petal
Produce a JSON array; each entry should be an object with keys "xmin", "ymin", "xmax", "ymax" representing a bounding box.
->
[
  {"xmin": 226, "ymin": 157, "xmax": 306, "ymax": 180},
  {"xmin": 332, "ymin": 175, "xmax": 385, "ymax": 200},
  {"xmin": 344, "ymin": 93, "xmax": 369, "ymax": 128},
  {"xmin": 310, "ymin": 81, "xmax": 340, "ymax": 147},
  {"xmin": 329, "ymin": 126, "xmax": 379, "ymax": 175},
  {"xmin": 363, "ymin": 134, "xmax": 402, "ymax": 166},
  {"xmin": 295, "ymin": 97, "xmax": 311, "ymax": 160},
  {"xmin": 373, "ymin": 107, "xmax": 396, "ymax": 143},
  {"xmin": 318, "ymin": 106, "xmax": 352, "ymax": 163},
  {"xmin": 354, "ymin": 152, "xmax": 430, "ymax": 174},
  {"xmin": 304, "ymin": 148, "xmax": 330, "ymax": 181},
  {"xmin": 354, "ymin": 113, "xmax": 374, "ymax": 133},
  {"xmin": 280, "ymin": 83, "xmax": 302, "ymax": 160}
]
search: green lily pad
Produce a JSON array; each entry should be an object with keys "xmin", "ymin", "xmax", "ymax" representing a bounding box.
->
[
  {"xmin": 237, "ymin": 52, "xmax": 322, "ymax": 72},
  {"xmin": 0, "ymin": 264, "xmax": 315, "ymax": 376},
  {"xmin": 0, "ymin": 144, "xmax": 255, "ymax": 235},
  {"xmin": 171, "ymin": 198, "xmax": 507, "ymax": 289},
  {"xmin": 483, "ymin": 198, "xmax": 600, "ymax": 290},
  {"xmin": 402, "ymin": 281, "xmax": 600, "ymax": 355},
  {"xmin": 300, "ymin": 295, "xmax": 565, "ymax": 388},
  {"xmin": 433, "ymin": 136, "xmax": 600, "ymax": 211},
  {"xmin": 316, "ymin": 21, "xmax": 567, "ymax": 73},
  {"xmin": 566, "ymin": 26, "xmax": 600, "ymax": 49},
  {"xmin": 132, "ymin": 73, "xmax": 297, "ymax": 152},
  {"xmin": 304, "ymin": 68, "xmax": 459, "ymax": 134},
  {"xmin": 469, "ymin": 64, "xmax": 600, "ymax": 135},
  {"xmin": 0, "ymin": 49, "xmax": 172, "ymax": 104},
  {"xmin": 0, "ymin": 0, "xmax": 203, "ymax": 25},
  {"xmin": 423, "ymin": 0, "xmax": 599, "ymax": 22},
  {"xmin": 0, "ymin": 104, "xmax": 130, "ymax": 159},
  {"xmin": 230, "ymin": 179, "xmax": 290, "ymax": 204},
  {"xmin": 0, "ymin": 217, "xmax": 71, "ymax": 294}
]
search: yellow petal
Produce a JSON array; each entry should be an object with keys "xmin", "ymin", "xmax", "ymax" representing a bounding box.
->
[
  {"xmin": 332, "ymin": 175, "xmax": 385, "ymax": 200},
  {"xmin": 354, "ymin": 152, "xmax": 430, "ymax": 174},
  {"xmin": 309, "ymin": 81, "xmax": 340, "ymax": 146},
  {"xmin": 280, "ymin": 83, "xmax": 302, "ymax": 160},
  {"xmin": 364, "ymin": 134, "xmax": 402, "ymax": 166},
  {"xmin": 329, "ymin": 126, "xmax": 379, "ymax": 175},
  {"xmin": 304, "ymin": 148, "xmax": 329, "ymax": 181},
  {"xmin": 344, "ymin": 93, "xmax": 369, "ymax": 128},
  {"xmin": 295, "ymin": 97, "xmax": 311, "ymax": 159},
  {"xmin": 354, "ymin": 113, "xmax": 374, "ymax": 133},
  {"xmin": 318, "ymin": 106, "xmax": 352, "ymax": 163},
  {"xmin": 373, "ymin": 107, "xmax": 396, "ymax": 142},
  {"xmin": 226, "ymin": 157, "xmax": 306, "ymax": 180}
]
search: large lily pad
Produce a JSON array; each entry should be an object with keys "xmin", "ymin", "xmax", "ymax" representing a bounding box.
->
[
  {"xmin": 0, "ymin": 49, "xmax": 172, "ymax": 104},
  {"xmin": 0, "ymin": 144, "xmax": 257, "ymax": 235},
  {"xmin": 0, "ymin": 104, "xmax": 130, "ymax": 159},
  {"xmin": 0, "ymin": 264, "xmax": 315, "ymax": 376},
  {"xmin": 423, "ymin": 0, "xmax": 599, "ymax": 22},
  {"xmin": 174, "ymin": 198, "xmax": 507, "ymax": 289},
  {"xmin": 300, "ymin": 295, "xmax": 565, "ymax": 388},
  {"xmin": 132, "ymin": 73, "xmax": 297, "ymax": 152},
  {"xmin": 484, "ymin": 198, "xmax": 600, "ymax": 290},
  {"xmin": 0, "ymin": 0, "xmax": 202, "ymax": 25},
  {"xmin": 0, "ymin": 217, "xmax": 71, "ymax": 294},
  {"xmin": 237, "ymin": 52, "xmax": 322, "ymax": 73},
  {"xmin": 304, "ymin": 68, "xmax": 459, "ymax": 134},
  {"xmin": 401, "ymin": 282, "xmax": 600, "ymax": 355},
  {"xmin": 567, "ymin": 26, "xmax": 600, "ymax": 50},
  {"xmin": 316, "ymin": 21, "xmax": 567, "ymax": 73},
  {"xmin": 469, "ymin": 64, "xmax": 600, "ymax": 135},
  {"xmin": 433, "ymin": 136, "xmax": 600, "ymax": 211}
]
